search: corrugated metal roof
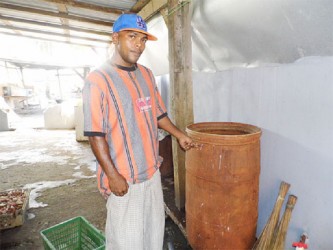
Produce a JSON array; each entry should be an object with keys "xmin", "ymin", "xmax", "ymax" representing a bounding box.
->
[{"xmin": 0, "ymin": 0, "xmax": 152, "ymax": 48}]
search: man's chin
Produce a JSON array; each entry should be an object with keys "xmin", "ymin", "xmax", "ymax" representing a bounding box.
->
[
  {"xmin": 132, "ymin": 57, "xmax": 140, "ymax": 63},
  {"xmin": 130, "ymin": 53, "xmax": 141, "ymax": 63}
]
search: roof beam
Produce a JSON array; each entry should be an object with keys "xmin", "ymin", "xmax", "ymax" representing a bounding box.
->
[
  {"xmin": 138, "ymin": 0, "xmax": 167, "ymax": 21},
  {"xmin": 0, "ymin": 3, "xmax": 114, "ymax": 26},
  {"xmin": 39, "ymin": 0, "xmax": 129, "ymax": 14},
  {"xmin": 1, "ymin": 19, "xmax": 22, "ymax": 36},
  {"xmin": 0, "ymin": 31, "xmax": 108, "ymax": 48},
  {"xmin": 0, "ymin": 24, "xmax": 110, "ymax": 43},
  {"xmin": 0, "ymin": 15, "xmax": 111, "ymax": 36},
  {"xmin": 55, "ymin": 3, "xmax": 70, "ymax": 43},
  {"xmin": 0, "ymin": 57, "xmax": 91, "ymax": 70},
  {"xmin": 131, "ymin": 0, "xmax": 151, "ymax": 13}
]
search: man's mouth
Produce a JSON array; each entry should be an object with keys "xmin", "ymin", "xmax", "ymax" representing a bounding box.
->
[{"xmin": 131, "ymin": 50, "xmax": 142, "ymax": 57}]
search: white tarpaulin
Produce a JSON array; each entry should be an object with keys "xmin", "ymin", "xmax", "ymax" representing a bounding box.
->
[{"xmin": 142, "ymin": 0, "xmax": 333, "ymax": 74}]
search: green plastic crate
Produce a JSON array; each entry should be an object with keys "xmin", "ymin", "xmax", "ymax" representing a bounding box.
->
[{"xmin": 40, "ymin": 216, "xmax": 105, "ymax": 250}]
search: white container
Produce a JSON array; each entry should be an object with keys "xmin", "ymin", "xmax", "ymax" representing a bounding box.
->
[
  {"xmin": 44, "ymin": 103, "xmax": 75, "ymax": 129},
  {"xmin": 0, "ymin": 110, "xmax": 9, "ymax": 131},
  {"xmin": 74, "ymin": 102, "xmax": 88, "ymax": 142}
]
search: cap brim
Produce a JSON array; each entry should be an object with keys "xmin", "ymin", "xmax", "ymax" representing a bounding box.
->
[{"xmin": 119, "ymin": 28, "xmax": 158, "ymax": 41}]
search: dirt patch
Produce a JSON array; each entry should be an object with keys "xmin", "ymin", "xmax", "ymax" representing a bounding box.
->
[
  {"xmin": 0, "ymin": 128, "xmax": 106, "ymax": 250},
  {"xmin": 0, "ymin": 178, "xmax": 106, "ymax": 250}
]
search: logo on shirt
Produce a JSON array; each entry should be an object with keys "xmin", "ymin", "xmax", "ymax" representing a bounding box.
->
[{"xmin": 136, "ymin": 97, "xmax": 152, "ymax": 112}]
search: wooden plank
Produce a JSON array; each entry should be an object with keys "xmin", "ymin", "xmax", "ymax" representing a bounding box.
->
[
  {"xmin": 162, "ymin": 176, "xmax": 187, "ymax": 238},
  {"xmin": 168, "ymin": 0, "xmax": 193, "ymax": 209},
  {"xmin": 138, "ymin": 0, "xmax": 167, "ymax": 21}
]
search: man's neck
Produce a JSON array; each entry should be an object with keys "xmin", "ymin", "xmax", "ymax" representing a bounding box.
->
[
  {"xmin": 110, "ymin": 54, "xmax": 135, "ymax": 67},
  {"xmin": 109, "ymin": 60, "xmax": 137, "ymax": 72}
]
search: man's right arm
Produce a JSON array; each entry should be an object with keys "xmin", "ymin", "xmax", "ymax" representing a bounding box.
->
[{"xmin": 88, "ymin": 136, "xmax": 129, "ymax": 196}]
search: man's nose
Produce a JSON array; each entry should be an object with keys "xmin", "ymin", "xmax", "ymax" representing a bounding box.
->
[
  {"xmin": 135, "ymin": 38, "xmax": 144, "ymax": 48},
  {"xmin": 135, "ymin": 41, "xmax": 141, "ymax": 48}
]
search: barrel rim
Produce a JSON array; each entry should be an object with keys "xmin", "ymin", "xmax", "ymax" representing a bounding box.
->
[{"xmin": 186, "ymin": 122, "xmax": 262, "ymax": 144}]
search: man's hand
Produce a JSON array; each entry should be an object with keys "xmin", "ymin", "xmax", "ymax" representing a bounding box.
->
[
  {"xmin": 108, "ymin": 172, "xmax": 129, "ymax": 197},
  {"xmin": 158, "ymin": 116, "xmax": 198, "ymax": 151},
  {"xmin": 88, "ymin": 136, "xmax": 129, "ymax": 197},
  {"xmin": 178, "ymin": 135, "xmax": 196, "ymax": 151}
]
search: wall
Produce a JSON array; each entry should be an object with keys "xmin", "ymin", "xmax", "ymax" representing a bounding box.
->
[{"xmin": 192, "ymin": 56, "xmax": 333, "ymax": 249}]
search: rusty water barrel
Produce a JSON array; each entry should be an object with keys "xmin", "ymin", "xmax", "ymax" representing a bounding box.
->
[{"xmin": 185, "ymin": 122, "xmax": 262, "ymax": 250}]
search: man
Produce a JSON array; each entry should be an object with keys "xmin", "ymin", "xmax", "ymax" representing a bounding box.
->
[{"xmin": 83, "ymin": 14, "xmax": 194, "ymax": 250}]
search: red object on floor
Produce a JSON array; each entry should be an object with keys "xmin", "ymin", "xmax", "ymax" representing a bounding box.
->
[{"xmin": 292, "ymin": 242, "xmax": 308, "ymax": 249}]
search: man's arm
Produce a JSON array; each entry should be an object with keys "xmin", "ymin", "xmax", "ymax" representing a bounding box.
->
[
  {"xmin": 157, "ymin": 116, "xmax": 195, "ymax": 151},
  {"xmin": 88, "ymin": 136, "xmax": 128, "ymax": 196}
]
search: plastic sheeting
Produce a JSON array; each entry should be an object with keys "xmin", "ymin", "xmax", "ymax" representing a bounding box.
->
[{"xmin": 142, "ymin": 0, "xmax": 333, "ymax": 74}]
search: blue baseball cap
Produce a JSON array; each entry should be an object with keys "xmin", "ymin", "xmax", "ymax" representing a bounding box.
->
[{"xmin": 113, "ymin": 14, "xmax": 157, "ymax": 41}]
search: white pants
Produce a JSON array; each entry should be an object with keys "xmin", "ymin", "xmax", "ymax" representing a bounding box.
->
[{"xmin": 105, "ymin": 170, "xmax": 165, "ymax": 250}]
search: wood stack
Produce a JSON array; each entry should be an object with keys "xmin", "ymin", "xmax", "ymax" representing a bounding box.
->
[
  {"xmin": 271, "ymin": 195, "xmax": 298, "ymax": 250},
  {"xmin": 253, "ymin": 181, "xmax": 297, "ymax": 250}
]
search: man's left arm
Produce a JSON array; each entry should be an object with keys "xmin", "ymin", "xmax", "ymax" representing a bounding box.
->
[{"xmin": 157, "ymin": 116, "xmax": 195, "ymax": 151}]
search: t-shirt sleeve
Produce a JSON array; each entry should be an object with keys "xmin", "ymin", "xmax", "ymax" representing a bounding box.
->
[
  {"xmin": 155, "ymin": 86, "xmax": 168, "ymax": 120},
  {"xmin": 82, "ymin": 72, "xmax": 107, "ymax": 137}
]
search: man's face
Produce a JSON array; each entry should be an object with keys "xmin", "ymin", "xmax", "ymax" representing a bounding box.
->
[{"xmin": 112, "ymin": 30, "xmax": 148, "ymax": 67}]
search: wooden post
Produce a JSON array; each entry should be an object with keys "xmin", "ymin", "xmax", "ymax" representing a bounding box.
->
[
  {"xmin": 19, "ymin": 66, "xmax": 25, "ymax": 87},
  {"xmin": 168, "ymin": 0, "xmax": 193, "ymax": 209},
  {"xmin": 56, "ymin": 69, "xmax": 63, "ymax": 100}
]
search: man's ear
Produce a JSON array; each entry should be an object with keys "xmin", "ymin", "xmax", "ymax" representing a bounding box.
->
[{"xmin": 112, "ymin": 32, "xmax": 119, "ymax": 44}]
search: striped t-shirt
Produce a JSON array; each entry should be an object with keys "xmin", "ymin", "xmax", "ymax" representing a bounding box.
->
[{"xmin": 83, "ymin": 62, "xmax": 167, "ymax": 197}]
